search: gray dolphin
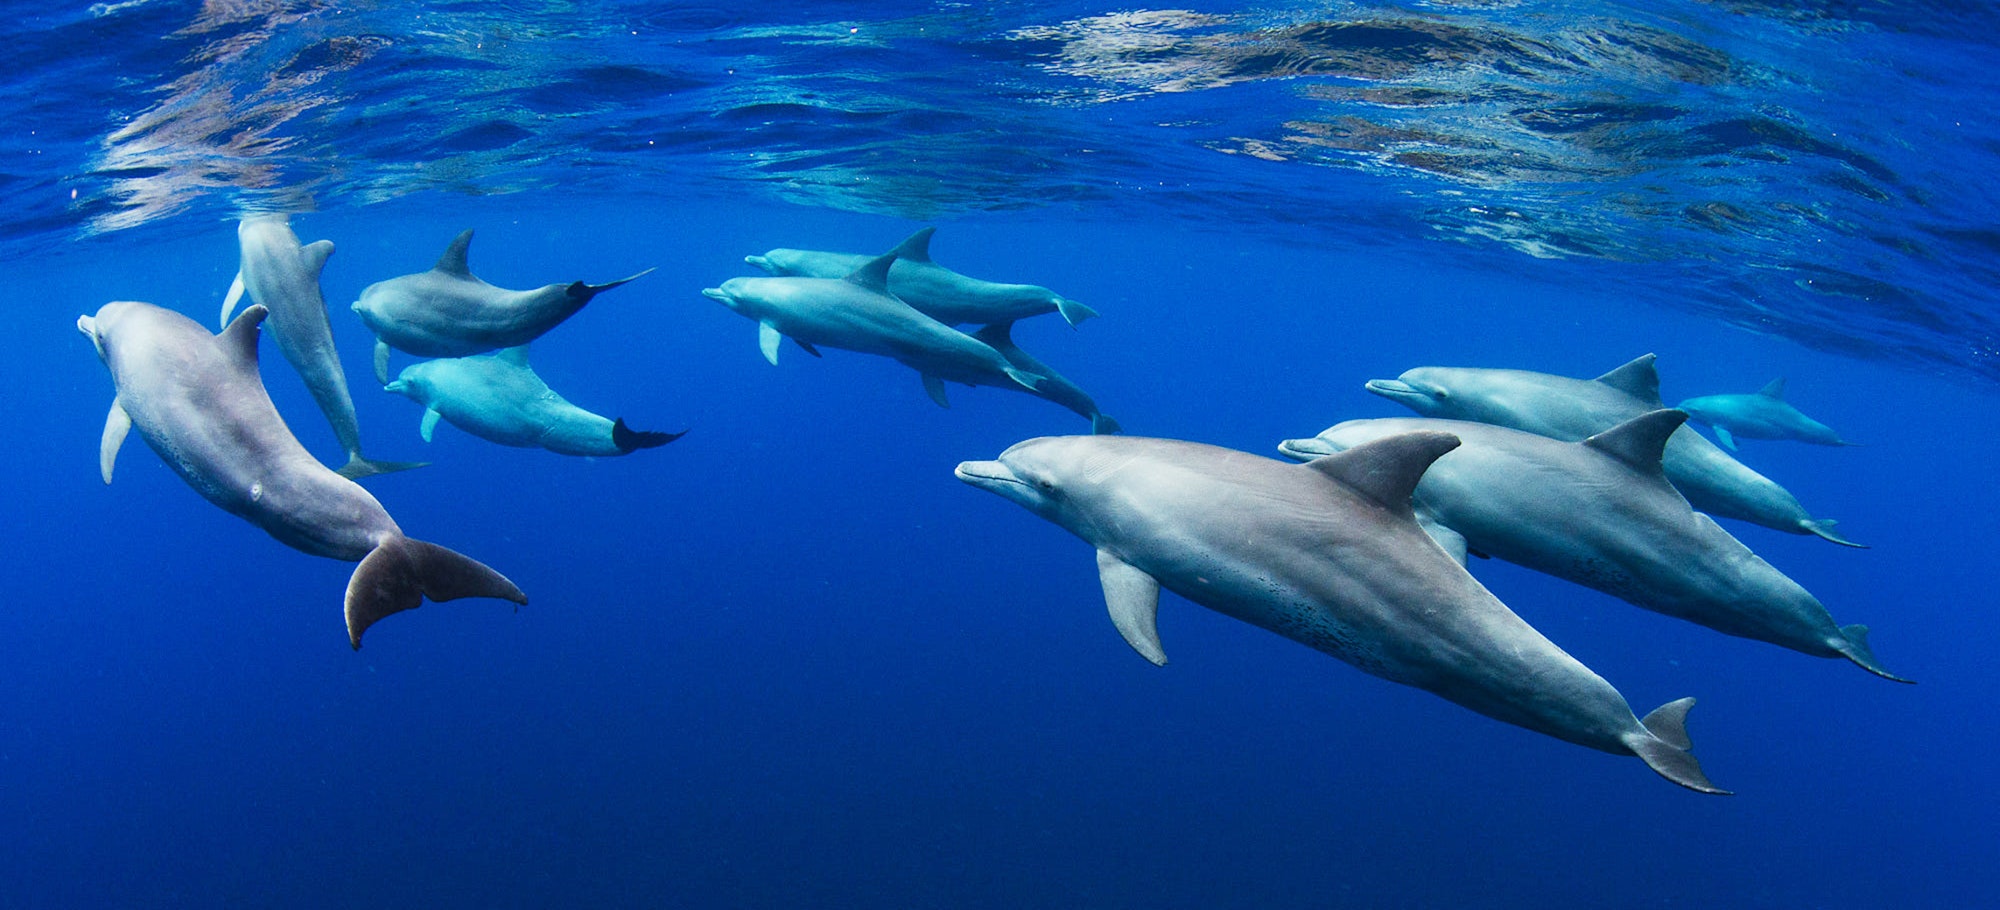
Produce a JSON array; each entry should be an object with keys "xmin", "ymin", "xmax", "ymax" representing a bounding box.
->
[
  {"xmin": 1365, "ymin": 355, "xmax": 1861, "ymax": 547},
  {"xmin": 1279, "ymin": 413, "xmax": 1906, "ymax": 682},
  {"xmin": 956, "ymin": 433, "xmax": 1726, "ymax": 794},
  {"xmin": 353, "ymin": 228, "xmax": 653, "ymax": 383},
  {"xmin": 386, "ymin": 346, "xmax": 684, "ymax": 457},
  {"xmin": 745, "ymin": 227, "xmax": 1098, "ymax": 327},
  {"xmin": 220, "ymin": 214, "xmax": 424, "ymax": 479},
  {"xmin": 1678, "ymin": 378, "xmax": 1855, "ymax": 451},
  {"xmin": 79, "ymin": 300, "xmax": 528, "ymax": 648},
  {"xmin": 970, "ymin": 321, "xmax": 1119, "ymax": 434},
  {"xmin": 702, "ymin": 250, "xmax": 1046, "ymax": 407}
]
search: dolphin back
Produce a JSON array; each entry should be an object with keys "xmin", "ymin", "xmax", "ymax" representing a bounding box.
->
[{"xmin": 344, "ymin": 534, "xmax": 529, "ymax": 649}]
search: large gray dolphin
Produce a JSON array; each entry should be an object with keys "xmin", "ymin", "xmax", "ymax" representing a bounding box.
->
[
  {"xmin": 219, "ymin": 214, "xmax": 424, "ymax": 479},
  {"xmin": 353, "ymin": 228, "xmax": 653, "ymax": 383},
  {"xmin": 79, "ymin": 300, "xmax": 528, "ymax": 649},
  {"xmin": 1365, "ymin": 355, "xmax": 1861, "ymax": 547},
  {"xmin": 1279, "ymin": 413, "xmax": 1906, "ymax": 682},
  {"xmin": 745, "ymin": 227, "xmax": 1098, "ymax": 327},
  {"xmin": 970, "ymin": 321, "xmax": 1119, "ymax": 434},
  {"xmin": 1678, "ymin": 378, "xmax": 1855, "ymax": 451},
  {"xmin": 956, "ymin": 433, "xmax": 1726, "ymax": 794},
  {"xmin": 385, "ymin": 346, "xmax": 685, "ymax": 457},
  {"xmin": 703, "ymin": 250, "xmax": 1046, "ymax": 407}
]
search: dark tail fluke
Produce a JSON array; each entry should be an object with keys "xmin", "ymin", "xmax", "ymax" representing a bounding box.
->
[
  {"xmin": 569, "ymin": 267, "xmax": 657, "ymax": 302},
  {"xmin": 1628, "ymin": 697, "xmax": 1732, "ymax": 795},
  {"xmin": 344, "ymin": 535, "xmax": 528, "ymax": 649},
  {"xmin": 612, "ymin": 418, "xmax": 686, "ymax": 453},
  {"xmin": 1803, "ymin": 518, "xmax": 1866, "ymax": 548},
  {"xmin": 336, "ymin": 453, "xmax": 430, "ymax": 480},
  {"xmin": 1091, "ymin": 413, "xmax": 1121, "ymax": 435},
  {"xmin": 1838, "ymin": 624, "xmax": 1915, "ymax": 683}
]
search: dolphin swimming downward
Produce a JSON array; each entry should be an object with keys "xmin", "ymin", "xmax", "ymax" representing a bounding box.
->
[
  {"xmin": 80, "ymin": 300, "xmax": 528, "ymax": 648},
  {"xmin": 956, "ymin": 432, "xmax": 1727, "ymax": 794}
]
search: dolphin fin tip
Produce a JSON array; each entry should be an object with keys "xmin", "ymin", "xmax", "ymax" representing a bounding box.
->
[
  {"xmin": 1839, "ymin": 624, "xmax": 1914, "ymax": 683},
  {"xmin": 1631, "ymin": 698, "xmax": 1731, "ymax": 795},
  {"xmin": 336, "ymin": 454, "xmax": 430, "ymax": 480}
]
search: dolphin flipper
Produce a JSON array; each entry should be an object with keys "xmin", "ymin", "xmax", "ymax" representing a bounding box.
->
[
  {"xmin": 758, "ymin": 321, "xmax": 783, "ymax": 366},
  {"xmin": 1714, "ymin": 426, "xmax": 1738, "ymax": 451},
  {"xmin": 1054, "ymin": 297, "xmax": 1099, "ymax": 327},
  {"xmin": 793, "ymin": 337, "xmax": 823, "ymax": 357},
  {"xmin": 373, "ymin": 340, "xmax": 392, "ymax": 385},
  {"xmin": 1625, "ymin": 698, "xmax": 1730, "ymax": 795},
  {"xmin": 1837, "ymin": 624, "xmax": 1914, "ymax": 683},
  {"xmin": 419, "ymin": 409, "xmax": 440, "ymax": 443},
  {"xmin": 922, "ymin": 374, "xmax": 950, "ymax": 408},
  {"xmin": 1003, "ymin": 367, "xmax": 1043, "ymax": 392},
  {"xmin": 344, "ymin": 534, "xmax": 528, "ymax": 649},
  {"xmin": 100, "ymin": 397, "xmax": 131, "ymax": 484},
  {"xmin": 1097, "ymin": 549, "xmax": 1167, "ymax": 666},
  {"xmin": 1803, "ymin": 518, "xmax": 1866, "ymax": 548},
  {"xmin": 220, "ymin": 272, "xmax": 245, "ymax": 329},
  {"xmin": 336, "ymin": 453, "xmax": 430, "ymax": 480}
]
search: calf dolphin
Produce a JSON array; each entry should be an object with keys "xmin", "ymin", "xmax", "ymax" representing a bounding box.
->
[
  {"xmin": 353, "ymin": 228, "xmax": 653, "ymax": 383},
  {"xmin": 972, "ymin": 321, "xmax": 1119, "ymax": 434},
  {"xmin": 386, "ymin": 346, "xmax": 685, "ymax": 456},
  {"xmin": 1365, "ymin": 355, "xmax": 1861, "ymax": 547},
  {"xmin": 703, "ymin": 250, "xmax": 1046, "ymax": 407},
  {"xmin": 746, "ymin": 227, "xmax": 1098, "ymax": 327},
  {"xmin": 1279, "ymin": 413, "xmax": 1906, "ymax": 681},
  {"xmin": 1678, "ymin": 378, "xmax": 1855, "ymax": 451},
  {"xmin": 79, "ymin": 301, "xmax": 528, "ymax": 648},
  {"xmin": 956, "ymin": 433, "xmax": 1726, "ymax": 794},
  {"xmin": 219, "ymin": 214, "xmax": 424, "ymax": 479}
]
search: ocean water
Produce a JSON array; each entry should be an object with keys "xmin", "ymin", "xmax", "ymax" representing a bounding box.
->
[{"xmin": 3, "ymin": 2, "xmax": 1995, "ymax": 907}]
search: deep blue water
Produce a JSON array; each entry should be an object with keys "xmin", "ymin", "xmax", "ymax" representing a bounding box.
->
[{"xmin": 3, "ymin": 2, "xmax": 1997, "ymax": 908}]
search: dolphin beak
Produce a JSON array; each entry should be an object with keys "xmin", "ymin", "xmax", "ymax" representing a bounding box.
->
[
  {"xmin": 1364, "ymin": 378, "xmax": 1436, "ymax": 405},
  {"xmin": 744, "ymin": 255, "xmax": 775, "ymax": 274},
  {"xmin": 75, "ymin": 314, "xmax": 96, "ymax": 338},
  {"xmin": 954, "ymin": 460, "xmax": 1027, "ymax": 493},
  {"xmin": 384, "ymin": 379, "xmax": 408, "ymax": 395},
  {"xmin": 701, "ymin": 288, "xmax": 732, "ymax": 302},
  {"xmin": 1276, "ymin": 437, "xmax": 1340, "ymax": 461}
]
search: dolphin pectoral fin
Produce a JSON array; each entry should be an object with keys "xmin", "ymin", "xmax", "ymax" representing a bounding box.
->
[
  {"xmin": 758, "ymin": 321, "xmax": 782, "ymax": 365},
  {"xmin": 1097, "ymin": 549, "xmax": 1167, "ymax": 666},
  {"xmin": 1416, "ymin": 512, "xmax": 1469, "ymax": 567},
  {"xmin": 922, "ymin": 373, "xmax": 950, "ymax": 408},
  {"xmin": 337, "ymin": 454, "xmax": 429, "ymax": 480},
  {"xmin": 344, "ymin": 535, "xmax": 527, "ymax": 650},
  {"xmin": 220, "ymin": 272, "xmax": 245, "ymax": 328},
  {"xmin": 373, "ymin": 340, "xmax": 391, "ymax": 385},
  {"xmin": 792, "ymin": 337, "xmax": 822, "ymax": 357},
  {"xmin": 419, "ymin": 409, "xmax": 441, "ymax": 443},
  {"xmin": 1054, "ymin": 297, "xmax": 1099, "ymax": 327},
  {"xmin": 1713, "ymin": 426, "xmax": 1737, "ymax": 451},
  {"xmin": 1626, "ymin": 698, "xmax": 1730, "ymax": 795},
  {"xmin": 100, "ymin": 397, "xmax": 131, "ymax": 484},
  {"xmin": 1003, "ymin": 367, "xmax": 1043, "ymax": 391},
  {"xmin": 1836, "ymin": 624, "xmax": 1914, "ymax": 683},
  {"xmin": 1803, "ymin": 518, "xmax": 1866, "ymax": 548}
]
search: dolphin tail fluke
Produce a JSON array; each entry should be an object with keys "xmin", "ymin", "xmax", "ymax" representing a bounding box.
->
[
  {"xmin": 1054, "ymin": 296, "xmax": 1098, "ymax": 327},
  {"xmin": 577, "ymin": 267, "xmax": 656, "ymax": 298},
  {"xmin": 612, "ymin": 418, "xmax": 687, "ymax": 453},
  {"xmin": 1091, "ymin": 413, "xmax": 1121, "ymax": 435},
  {"xmin": 345, "ymin": 535, "xmax": 528, "ymax": 650},
  {"xmin": 1629, "ymin": 697, "xmax": 1731, "ymax": 795},
  {"xmin": 1803, "ymin": 518, "xmax": 1867, "ymax": 548},
  {"xmin": 336, "ymin": 453, "xmax": 430, "ymax": 480},
  {"xmin": 1836, "ymin": 624, "xmax": 1915, "ymax": 683}
]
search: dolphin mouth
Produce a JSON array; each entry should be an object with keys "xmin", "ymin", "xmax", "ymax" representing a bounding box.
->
[
  {"xmin": 700, "ymin": 288, "xmax": 732, "ymax": 302},
  {"xmin": 1276, "ymin": 438, "xmax": 1339, "ymax": 461},
  {"xmin": 1364, "ymin": 378, "xmax": 1436, "ymax": 404},
  {"xmin": 743, "ymin": 255, "xmax": 776, "ymax": 274},
  {"xmin": 384, "ymin": 379, "xmax": 408, "ymax": 394},
  {"xmin": 954, "ymin": 460, "xmax": 1027, "ymax": 490}
]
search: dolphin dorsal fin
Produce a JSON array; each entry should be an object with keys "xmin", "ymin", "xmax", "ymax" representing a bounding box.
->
[
  {"xmin": 890, "ymin": 227, "xmax": 936, "ymax": 263},
  {"xmin": 843, "ymin": 250, "xmax": 897, "ymax": 294},
  {"xmin": 1581, "ymin": 409, "xmax": 1685, "ymax": 477},
  {"xmin": 1758, "ymin": 377, "xmax": 1787, "ymax": 399},
  {"xmin": 495, "ymin": 345, "xmax": 531, "ymax": 366},
  {"xmin": 1300, "ymin": 430, "xmax": 1460, "ymax": 515},
  {"xmin": 1594, "ymin": 354, "xmax": 1663, "ymax": 405},
  {"xmin": 433, "ymin": 229, "xmax": 475, "ymax": 277},
  {"xmin": 219, "ymin": 304, "xmax": 269, "ymax": 367},
  {"xmin": 303, "ymin": 239, "xmax": 334, "ymax": 276}
]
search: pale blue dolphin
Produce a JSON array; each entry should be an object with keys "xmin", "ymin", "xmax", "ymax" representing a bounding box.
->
[
  {"xmin": 1678, "ymin": 378, "xmax": 1855, "ymax": 451},
  {"xmin": 385, "ymin": 347, "xmax": 683, "ymax": 457},
  {"xmin": 746, "ymin": 228, "xmax": 1097, "ymax": 327}
]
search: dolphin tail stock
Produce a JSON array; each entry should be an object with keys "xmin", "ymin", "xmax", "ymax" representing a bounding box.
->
[
  {"xmin": 612, "ymin": 418, "xmax": 686, "ymax": 453},
  {"xmin": 1626, "ymin": 697, "xmax": 1731, "ymax": 795},
  {"xmin": 572, "ymin": 266, "xmax": 657, "ymax": 300},
  {"xmin": 1053, "ymin": 296, "xmax": 1098, "ymax": 327},
  {"xmin": 335, "ymin": 452, "xmax": 431, "ymax": 480},
  {"xmin": 1835, "ymin": 624, "xmax": 1914, "ymax": 683},
  {"xmin": 1090, "ymin": 413, "xmax": 1121, "ymax": 435},
  {"xmin": 1803, "ymin": 518, "xmax": 1867, "ymax": 548},
  {"xmin": 344, "ymin": 534, "xmax": 528, "ymax": 649}
]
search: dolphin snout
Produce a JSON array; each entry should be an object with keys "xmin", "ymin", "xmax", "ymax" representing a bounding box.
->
[
  {"xmin": 701, "ymin": 288, "xmax": 733, "ymax": 302},
  {"xmin": 953, "ymin": 460, "xmax": 1022, "ymax": 487},
  {"xmin": 1364, "ymin": 377, "xmax": 1443, "ymax": 404},
  {"xmin": 743, "ymin": 255, "xmax": 776, "ymax": 274},
  {"xmin": 1277, "ymin": 437, "xmax": 1341, "ymax": 461}
]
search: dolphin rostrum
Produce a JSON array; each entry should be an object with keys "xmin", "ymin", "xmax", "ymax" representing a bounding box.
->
[
  {"xmin": 80, "ymin": 300, "xmax": 528, "ymax": 648},
  {"xmin": 220, "ymin": 214, "xmax": 425, "ymax": 479},
  {"xmin": 386, "ymin": 346, "xmax": 685, "ymax": 456},
  {"xmin": 703, "ymin": 249, "xmax": 1046, "ymax": 407},
  {"xmin": 746, "ymin": 227, "xmax": 1097, "ymax": 327},
  {"xmin": 353, "ymin": 228, "xmax": 653, "ymax": 383},
  {"xmin": 956, "ymin": 433, "xmax": 1727, "ymax": 794},
  {"xmin": 1678, "ymin": 378, "xmax": 1856, "ymax": 451},
  {"xmin": 1365, "ymin": 355, "xmax": 1861, "ymax": 547},
  {"xmin": 1280, "ymin": 412, "xmax": 1906, "ymax": 681}
]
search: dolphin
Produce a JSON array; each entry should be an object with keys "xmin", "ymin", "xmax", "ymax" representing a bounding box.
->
[
  {"xmin": 702, "ymin": 249, "xmax": 1046, "ymax": 407},
  {"xmin": 353, "ymin": 228, "xmax": 653, "ymax": 383},
  {"xmin": 745, "ymin": 227, "xmax": 1098, "ymax": 328},
  {"xmin": 79, "ymin": 301, "xmax": 528, "ymax": 648},
  {"xmin": 219, "ymin": 214, "xmax": 425, "ymax": 480},
  {"xmin": 1279, "ymin": 413, "xmax": 1907, "ymax": 682},
  {"xmin": 956, "ymin": 433, "xmax": 1726, "ymax": 794},
  {"xmin": 1365, "ymin": 355, "xmax": 1862, "ymax": 547},
  {"xmin": 385, "ymin": 346, "xmax": 685, "ymax": 456},
  {"xmin": 970, "ymin": 321, "xmax": 1119, "ymax": 434},
  {"xmin": 1678, "ymin": 378, "xmax": 1855, "ymax": 451}
]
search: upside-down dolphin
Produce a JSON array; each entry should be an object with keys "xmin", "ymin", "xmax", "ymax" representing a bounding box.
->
[
  {"xmin": 1365, "ymin": 354, "xmax": 1861, "ymax": 547},
  {"xmin": 1279, "ymin": 413, "xmax": 1906, "ymax": 682},
  {"xmin": 1678, "ymin": 378, "xmax": 1855, "ymax": 451},
  {"xmin": 956, "ymin": 433, "xmax": 1726, "ymax": 794},
  {"xmin": 79, "ymin": 300, "xmax": 528, "ymax": 648},
  {"xmin": 386, "ymin": 346, "xmax": 684, "ymax": 456},
  {"xmin": 745, "ymin": 227, "xmax": 1098, "ymax": 327},
  {"xmin": 703, "ymin": 249, "xmax": 1046, "ymax": 407},
  {"xmin": 353, "ymin": 228, "xmax": 653, "ymax": 383},
  {"xmin": 220, "ymin": 214, "xmax": 424, "ymax": 479}
]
